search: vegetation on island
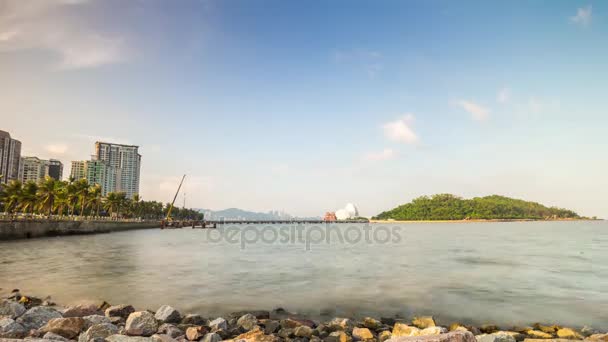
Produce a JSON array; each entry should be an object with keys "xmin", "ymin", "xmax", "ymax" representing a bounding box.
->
[
  {"xmin": 0, "ymin": 177, "xmax": 204, "ymax": 220},
  {"xmin": 373, "ymin": 194, "xmax": 580, "ymax": 221}
]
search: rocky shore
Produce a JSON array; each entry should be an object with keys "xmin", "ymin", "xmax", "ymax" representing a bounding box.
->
[{"xmin": 1, "ymin": 299, "xmax": 606, "ymax": 342}]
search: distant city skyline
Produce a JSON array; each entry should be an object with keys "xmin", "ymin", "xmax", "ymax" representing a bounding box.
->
[{"xmin": 1, "ymin": 1, "xmax": 607, "ymax": 218}]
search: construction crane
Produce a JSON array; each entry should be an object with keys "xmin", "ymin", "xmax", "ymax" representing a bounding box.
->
[{"xmin": 165, "ymin": 174, "xmax": 186, "ymax": 222}]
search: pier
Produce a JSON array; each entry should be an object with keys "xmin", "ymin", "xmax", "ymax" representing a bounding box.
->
[{"xmin": 161, "ymin": 219, "xmax": 369, "ymax": 229}]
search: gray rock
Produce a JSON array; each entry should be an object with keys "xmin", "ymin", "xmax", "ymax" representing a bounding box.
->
[
  {"xmin": 0, "ymin": 301, "xmax": 27, "ymax": 319},
  {"xmin": 151, "ymin": 334, "xmax": 178, "ymax": 342},
  {"xmin": 476, "ymin": 333, "xmax": 516, "ymax": 342},
  {"xmin": 208, "ymin": 318, "xmax": 227, "ymax": 332},
  {"xmin": 237, "ymin": 314, "xmax": 258, "ymax": 332},
  {"xmin": 62, "ymin": 304, "xmax": 101, "ymax": 318},
  {"xmin": 201, "ymin": 333, "xmax": 222, "ymax": 342},
  {"xmin": 387, "ymin": 331, "xmax": 476, "ymax": 342},
  {"xmin": 42, "ymin": 332, "xmax": 70, "ymax": 341},
  {"xmin": 295, "ymin": 326, "xmax": 314, "ymax": 338},
  {"xmin": 264, "ymin": 321, "xmax": 280, "ymax": 334},
  {"xmin": 16, "ymin": 306, "xmax": 63, "ymax": 331},
  {"xmin": 0, "ymin": 317, "xmax": 27, "ymax": 338},
  {"xmin": 157, "ymin": 324, "xmax": 184, "ymax": 339},
  {"xmin": 105, "ymin": 305, "xmax": 136, "ymax": 320},
  {"xmin": 155, "ymin": 306, "xmax": 181, "ymax": 324},
  {"xmin": 181, "ymin": 315, "xmax": 206, "ymax": 326},
  {"xmin": 126, "ymin": 312, "xmax": 159, "ymax": 337},
  {"xmin": 83, "ymin": 315, "xmax": 111, "ymax": 329},
  {"xmin": 105, "ymin": 334, "xmax": 156, "ymax": 342},
  {"xmin": 78, "ymin": 323, "xmax": 119, "ymax": 342}
]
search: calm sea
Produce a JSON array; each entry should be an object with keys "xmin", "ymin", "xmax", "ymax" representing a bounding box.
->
[{"xmin": 1, "ymin": 221, "xmax": 606, "ymax": 328}]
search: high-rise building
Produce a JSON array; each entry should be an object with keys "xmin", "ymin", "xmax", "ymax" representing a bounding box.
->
[
  {"xmin": 70, "ymin": 160, "xmax": 87, "ymax": 180},
  {"xmin": 48, "ymin": 159, "xmax": 63, "ymax": 181},
  {"xmin": 19, "ymin": 157, "xmax": 49, "ymax": 183},
  {"xmin": 95, "ymin": 142, "xmax": 141, "ymax": 199},
  {"xmin": 0, "ymin": 130, "xmax": 22, "ymax": 184}
]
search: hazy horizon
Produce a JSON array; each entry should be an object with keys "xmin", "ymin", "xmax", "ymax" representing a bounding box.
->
[{"xmin": 1, "ymin": 1, "xmax": 607, "ymax": 218}]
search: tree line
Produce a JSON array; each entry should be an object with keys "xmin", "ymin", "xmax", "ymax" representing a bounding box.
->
[
  {"xmin": 0, "ymin": 177, "xmax": 204, "ymax": 221},
  {"xmin": 373, "ymin": 194, "xmax": 581, "ymax": 220}
]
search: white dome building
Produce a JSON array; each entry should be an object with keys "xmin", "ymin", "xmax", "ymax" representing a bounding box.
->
[{"xmin": 335, "ymin": 203, "xmax": 359, "ymax": 220}]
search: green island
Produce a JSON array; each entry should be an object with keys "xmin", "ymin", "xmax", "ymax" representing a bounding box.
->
[{"xmin": 373, "ymin": 194, "xmax": 589, "ymax": 221}]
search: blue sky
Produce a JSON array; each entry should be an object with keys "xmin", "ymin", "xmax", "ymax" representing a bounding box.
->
[{"xmin": 1, "ymin": 0, "xmax": 606, "ymax": 217}]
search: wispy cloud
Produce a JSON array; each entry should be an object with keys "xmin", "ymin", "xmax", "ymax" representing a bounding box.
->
[
  {"xmin": 0, "ymin": 0, "xmax": 128, "ymax": 69},
  {"xmin": 364, "ymin": 148, "xmax": 395, "ymax": 161},
  {"xmin": 457, "ymin": 100, "xmax": 490, "ymax": 121},
  {"xmin": 74, "ymin": 134, "xmax": 132, "ymax": 145},
  {"xmin": 497, "ymin": 87, "xmax": 510, "ymax": 104},
  {"xmin": 571, "ymin": 5, "xmax": 592, "ymax": 26},
  {"xmin": 383, "ymin": 114, "xmax": 419, "ymax": 144},
  {"xmin": 45, "ymin": 143, "xmax": 68, "ymax": 155}
]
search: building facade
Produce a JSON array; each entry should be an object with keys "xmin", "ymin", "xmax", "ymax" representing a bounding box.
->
[
  {"xmin": 95, "ymin": 142, "xmax": 141, "ymax": 199},
  {"xmin": 0, "ymin": 130, "xmax": 22, "ymax": 184},
  {"xmin": 70, "ymin": 160, "xmax": 87, "ymax": 180},
  {"xmin": 19, "ymin": 157, "xmax": 49, "ymax": 183},
  {"xmin": 48, "ymin": 159, "xmax": 63, "ymax": 181}
]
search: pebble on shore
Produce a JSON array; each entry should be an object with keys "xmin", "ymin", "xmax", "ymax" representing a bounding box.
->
[{"xmin": 0, "ymin": 297, "xmax": 605, "ymax": 342}]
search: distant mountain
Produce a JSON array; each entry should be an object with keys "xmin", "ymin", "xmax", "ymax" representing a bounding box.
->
[{"xmin": 196, "ymin": 208, "xmax": 320, "ymax": 221}]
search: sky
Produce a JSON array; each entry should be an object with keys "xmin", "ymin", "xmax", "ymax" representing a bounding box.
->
[{"xmin": 1, "ymin": 0, "xmax": 607, "ymax": 218}]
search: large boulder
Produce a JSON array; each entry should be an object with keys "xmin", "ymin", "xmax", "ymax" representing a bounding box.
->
[
  {"xmin": 393, "ymin": 324, "xmax": 420, "ymax": 337},
  {"xmin": 105, "ymin": 305, "xmax": 136, "ymax": 320},
  {"xmin": 186, "ymin": 326, "xmax": 208, "ymax": 341},
  {"xmin": 586, "ymin": 334, "xmax": 608, "ymax": 342},
  {"xmin": 0, "ymin": 317, "xmax": 27, "ymax": 338},
  {"xmin": 105, "ymin": 334, "xmax": 156, "ymax": 342},
  {"xmin": 157, "ymin": 324, "xmax": 184, "ymax": 339},
  {"xmin": 387, "ymin": 330, "xmax": 476, "ymax": 342},
  {"xmin": 78, "ymin": 323, "xmax": 119, "ymax": 342},
  {"xmin": 412, "ymin": 317, "xmax": 436, "ymax": 329},
  {"xmin": 43, "ymin": 332, "xmax": 70, "ymax": 341},
  {"xmin": 83, "ymin": 315, "xmax": 111, "ymax": 329},
  {"xmin": 231, "ymin": 311, "xmax": 271, "ymax": 320},
  {"xmin": 294, "ymin": 326, "xmax": 314, "ymax": 338},
  {"xmin": 476, "ymin": 333, "xmax": 517, "ymax": 342},
  {"xmin": 363, "ymin": 318, "xmax": 382, "ymax": 331},
  {"xmin": 0, "ymin": 301, "xmax": 27, "ymax": 319},
  {"xmin": 352, "ymin": 327, "xmax": 374, "ymax": 341},
  {"xmin": 527, "ymin": 331, "xmax": 553, "ymax": 339},
  {"xmin": 232, "ymin": 327, "xmax": 279, "ymax": 342},
  {"xmin": 62, "ymin": 304, "xmax": 102, "ymax": 318},
  {"xmin": 39, "ymin": 317, "xmax": 86, "ymax": 339},
  {"xmin": 379, "ymin": 331, "xmax": 393, "ymax": 342},
  {"xmin": 16, "ymin": 306, "xmax": 63, "ymax": 331},
  {"xmin": 151, "ymin": 334, "xmax": 178, "ymax": 342},
  {"xmin": 154, "ymin": 306, "xmax": 181, "ymax": 324},
  {"xmin": 237, "ymin": 314, "xmax": 259, "ymax": 331},
  {"xmin": 419, "ymin": 327, "xmax": 448, "ymax": 336},
  {"xmin": 556, "ymin": 328, "xmax": 583, "ymax": 340},
  {"xmin": 201, "ymin": 332, "xmax": 222, "ymax": 342},
  {"xmin": 327, "ymin": 318, "xmax": 355, "ymax": 332},
  {"xmin": 126, "ymin": 312, "xmax": 159, "ymax": 337},
  {"xmin": 208, "ymin": 318, "xmax": 228, "ymax": 331},
  {"xmin": 325, "ymin": 331, "xmax": 352, "ymax": 342}
]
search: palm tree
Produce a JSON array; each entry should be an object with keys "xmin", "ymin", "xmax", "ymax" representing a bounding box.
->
[
  {"xmin": 87, "ymin": 184, "xmax": 103, "ymax": 218},
  {"xmin": 19, "ymin": 181, "xmax": 38, "ymax": 215},
  {"xmin": 104, "ymin": 192, "xmax": 121, "ymax": 218},
  {"xmin": 66, "ymin": 181, "xmax": 79, "ymax": 217},
  {"xmin": 37, "ymin": 177, "xmax": 60, "ymax": 216},
  {"xmin": 2, "ymin": 180, "xmax": 22, "ymax": 214},
  {"xmin": 74, "ymin": 178, "xmax": 90, "ymax": 217},
  {"xmin": 53, "ymin": 186, "xmax": 69, "ymax": 217}
]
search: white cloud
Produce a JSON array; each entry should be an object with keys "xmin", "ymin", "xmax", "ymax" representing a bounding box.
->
[
  {"xmin": 457, "ymin": 100, "xmax": 490, "ymax": 121},
  {"xmin": 45, "ymin": 144, "xmax": 68, "ymax": 155},
  {"xmin": 74, "ymin": 134, "xmax": 132, "ymax": 145},
  {"xmin": 0, "ymin": 0, "xmax": 127, "ymax": 69},
  {"xmin": 571, "ymin": 5, "xmax": 592, "ymax": 26},
  {"xmin": 364, "ymin": 148, "xmax": 395, "ymax": 161},
  {"xmin": 497, "ymin": 87, "xmax": 510, "ymax": 104},
  {"xmin": 383, "ymin": 114, "xmax": 419, "ymax": 144}
]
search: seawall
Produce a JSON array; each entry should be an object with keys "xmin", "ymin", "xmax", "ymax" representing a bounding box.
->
[{"xmin": 0, "ymin": 219, "xmax": 159, "ymax": 240}]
